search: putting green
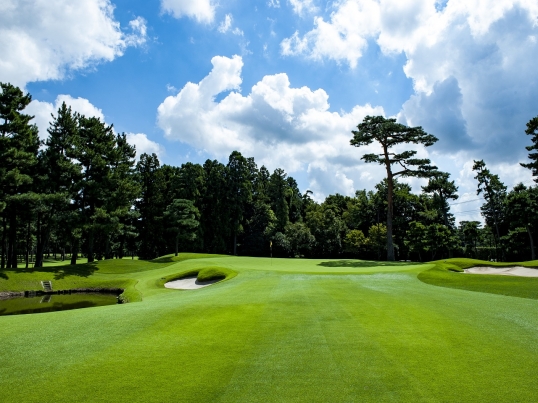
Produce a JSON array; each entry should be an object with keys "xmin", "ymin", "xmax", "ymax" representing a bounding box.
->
[{"xmin": 0, "ymin": 255, "xmax": 537, "ymax": 402}]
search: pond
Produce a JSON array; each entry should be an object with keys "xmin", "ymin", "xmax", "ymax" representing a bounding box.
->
[{"xmin": 0, "ymin": 293, "xmax": 119, "ymax": 316}]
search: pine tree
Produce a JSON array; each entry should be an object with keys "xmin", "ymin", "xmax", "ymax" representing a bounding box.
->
[
  {"xmin": 0, "ymin": 83, "xmax": 40, "ymax": 268},
  {"xmin": 351, "ymin": 115, "xmax": 438, "ymax": 260}
]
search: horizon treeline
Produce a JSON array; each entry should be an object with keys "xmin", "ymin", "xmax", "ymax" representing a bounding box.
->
[{"xmin": 1, "ymin": 82, "xmax": 537, "ymax": 266}]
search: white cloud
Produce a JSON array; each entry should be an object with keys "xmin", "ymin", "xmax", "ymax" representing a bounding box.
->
[
  {"xmin": 268, "ymin": 0, "xmax": 281, "ymax": 8},
  {"xmin": 157, "ymin": 55, "xmax": 385, "ymax": 197},
  {"xmin": 126, "ymin": 133, "xmax": 165, "ymax": 160},
  {"xmin": 233, "ymin": 28, "xmax": 244, "ymax": 36},
  {"xmin": 281, "ymin": 0, "xmax": 380, "ymax": 67},
  {"xmin": 218, "ymin": 14, "xmax": 232, "ymax": 33},
  {"xmin": 126, "ymin": 16, "xmax": 148, "ymax": 47},
  {"xmin": 0, "ymin": 0, "xmax": 147, "ymax": 88},
  {"xmin": 26, "ymin": 95, "xmax": 105, "ymax": 140},
  {"xmin": 282, "ymin": 0, "xmax": 538, "ymax": 72},
  {"xmin": 161, "ymin": 0, "xmax": 215, "ymax": 24},
  {"xmin": 283, "ymin": 0, "xmax": 538, "ymax": 165},
  {"xmin": 218, "ymin": 14, "xmax": 244, "ymax": 36},
  {"xmin": 289, "ymin": 0, "xmax": 318, "ymax": 16}
]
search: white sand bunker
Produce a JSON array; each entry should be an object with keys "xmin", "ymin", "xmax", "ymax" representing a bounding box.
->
[
  {"xmin": 464, "ymin": 266, "xmax": 538, "ymax": 277},
  {"xmin": 164, "ymin": 276, "xmax": 221, "ymax": 290}
]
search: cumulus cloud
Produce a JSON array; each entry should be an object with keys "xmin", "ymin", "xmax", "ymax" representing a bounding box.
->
[
  {"xmin": 281, "ymin": 0, "xmax": 380, "ymax": 67},
  {"xmin": 157, "ymin": 55, "xmax": 385, "ymax": 197},
  {"xmin": 161, "ymin": 0, "xmax": 215, "ymax": 24},
  {"xmin": 0, "ymin": 0, "xmax": 147, "ymax": 88},
  {"xmin": 26, "ymin": 95, "xmax": 105, "ymax": 140},
  {"xmin": 282, "ymin": 0, "xmax": 538, "ymax": 166},
  {"xmin": 126, "ymin": 133, "xmax": 165, "ymax": 160},
  {"xmin": 400, "ymin": 76, "xmax": 472, "ymax": 152}
]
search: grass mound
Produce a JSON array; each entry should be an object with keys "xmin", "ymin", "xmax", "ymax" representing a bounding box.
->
[
  {"xmin": 418, "ymin": 258, "xmax": 538, "ymax": 299},
  {"xmin": 151, "ymin": 253, "xmax": 230, "ymax": 264},
  {"xmin": 162, "ymin": 266, "xmax": 237, "ymax": 286}
]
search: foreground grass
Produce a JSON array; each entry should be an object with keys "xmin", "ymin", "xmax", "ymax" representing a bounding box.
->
[{"xmin": 0, "ymin": 255, "xmax": 537, "ymax": 402}]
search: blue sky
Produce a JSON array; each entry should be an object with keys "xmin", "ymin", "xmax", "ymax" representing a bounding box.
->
[{"xmin": 2, "ymin": 0, "xmax": 538, "ymax": 223}]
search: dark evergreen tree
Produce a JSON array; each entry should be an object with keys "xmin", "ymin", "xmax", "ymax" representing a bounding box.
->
[
  {"xmin": 421, "ymin": 172, "xmax": 458, "ymax": 227},
  {"xmin": 504, "ymin": 184, "xmax": 537, "ymax": 260},
  {"xmin": 0, "ymin": 83, "xmax": 40, "ymax": 268},
  {"xmin": 472, "ymin": 160, "xmax": 507, "ymax": 260},
  {"xmin": 201, "ymin": 159, "xmax": 229, "ymax": 253},
  {"xmin": 226, "ymin": 151, "xmax": 252, "ymax": 255},
  {"xmin": 269, "ymin": 168, "xmax": 289, "ymax": 232},
  {"xmin": 36, "ymin": 102, "xmax": 80, "ymax": 266},
  {"xmin": 164, "ymin": 199, "xmax": 199, "ymax": 256},
  {"xmin": 520, "ymin": 115, "xmax": 538, "ymax": 180},
  {"xmin": 136, "ymin": 153, "xmax": 166, "ymax": 259}
]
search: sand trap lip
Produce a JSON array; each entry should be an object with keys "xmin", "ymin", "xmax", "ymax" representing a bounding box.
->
[
  {"xmin": 464, "ymin": 266, "xmax": 538, "ymax": 277},
  {"xmin": 164, "ymin": 276, "xmax": 222, "ymax": 290}
]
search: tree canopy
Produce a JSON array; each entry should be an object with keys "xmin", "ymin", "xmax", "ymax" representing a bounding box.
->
[
  {"xmin": 351, "ymin": 115, "xmax": 438, "ymax": 260},
  {"xmin": 2, "ymin": 82, "xmax": 537, "ymax": 265}
]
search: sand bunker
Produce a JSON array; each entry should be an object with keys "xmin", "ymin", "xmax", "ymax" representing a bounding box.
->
[
  {"xmin": 164, "ymin": 276, "xmax": 221, "ymax": 290},
  {"xmin": 464, "ymin": 266, "xmax": 538, "ymax": 277}
]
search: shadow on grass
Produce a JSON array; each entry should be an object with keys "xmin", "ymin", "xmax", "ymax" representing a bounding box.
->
[
  {"xmin": 0, "ymin": 270, "xmax": 7, "ymax": 280},
  {"xmin": 318, "ymin": 260, "xmax": 422, "ymax": 268},
  {"xmin": 149, "ymin": 256, "xmax": 176, "ymax": 264},
  {"xmin": 18, "ymin": 263, "xmax": 98, "ymax": 280},
  {"xmin": 150, "ymin": 253, "xmax": 230, "ymax": 265}
]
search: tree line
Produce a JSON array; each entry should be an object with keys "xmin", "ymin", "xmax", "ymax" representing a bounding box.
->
[{"xmin": 1, "ymin": 82, "xmax": 537, "ymax": 266}]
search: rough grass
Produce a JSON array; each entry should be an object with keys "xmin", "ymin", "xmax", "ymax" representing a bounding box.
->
[
  {"xmin": 1, "ymin": 254, "xmax": 537, "ymax": 402},
  {"xmin": 418, "ymin": 258, "xmax": 538, "ymax": 299}
]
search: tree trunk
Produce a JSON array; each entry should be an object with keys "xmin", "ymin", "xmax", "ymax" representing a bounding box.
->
[
  {"xmin": 8, "ymin": 207, "xmax": 17, "ymax": 269},
  {"xmin": 105, "ymin": 236, "xmax": 111, "ymax": 259},
  {"xmin": 87, "ymin": 228, "xmax": 94, "ymax": 263},
  {"xmin": 25, "ymin": 220, "xmax": 31, "ymax": 269},
  {"xmin": 118, "ymin": 237, "xmax": 124, "ymax": 259},
  {"xmin": 175, "ymin": 234, "xmax": 179, "ymax": 257},
  {"xmin": 70, "ymin": 237, "xmax": 79, "ymax": 265},
  {"xmin": 233, "ymin": 232, "xmax": 237, "ymax": 255},
  {"xmin": 527, "ymin": 226, "xmax": 536, "ymax": 260},
  {"xmin": 385, "ymin": 167, "xmax": 395, "ymax": 261},
  {"xmin": 34, "ymin": 212, "xmax": 43, "ymax": 268},
  {"xmin": 1, "ymin": 215, "xmax": 6, "ymax": 269}
]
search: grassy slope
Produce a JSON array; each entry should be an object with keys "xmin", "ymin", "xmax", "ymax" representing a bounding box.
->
[
  {"xmin": 1, "ymin": 255, "xmax": 537, "ymax": 402},
  {"xmin": 418, "ymin": 258, "xmax": 538, "ymax": 299}
]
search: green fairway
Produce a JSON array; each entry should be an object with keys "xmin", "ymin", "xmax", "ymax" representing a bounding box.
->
[{"xmin": 1, "ymin": 254, "xmax": 537, "ymax": 402}]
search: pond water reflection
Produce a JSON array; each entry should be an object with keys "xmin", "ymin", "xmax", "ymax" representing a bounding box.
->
[{"xmin": 0, "ymin": 293, "xmax": 118, "ymax": 316}]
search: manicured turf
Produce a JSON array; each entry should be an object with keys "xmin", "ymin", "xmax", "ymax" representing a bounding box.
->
[
  {"xmin": 1, "ymin": 255, "xmax": 537, "ymax": 402},
  {"xmin": 419, "ymin": 258, "xmax": 538, "ymax": 299}
]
